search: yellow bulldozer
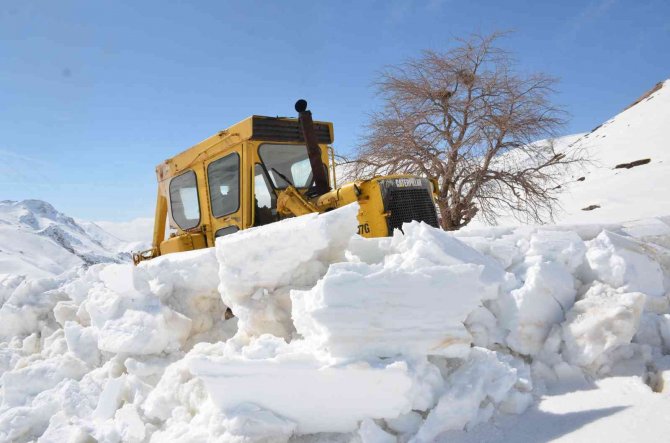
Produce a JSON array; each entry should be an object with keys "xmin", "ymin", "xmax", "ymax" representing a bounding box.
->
[{"xmin": 133, "ymin": 100, "xmax": 440, "ymax": 264}]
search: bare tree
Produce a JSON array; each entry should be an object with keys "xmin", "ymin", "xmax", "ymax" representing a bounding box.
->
[{"xmin": 346, "ymin": 32, "xmax": 586, "ymax": 230}]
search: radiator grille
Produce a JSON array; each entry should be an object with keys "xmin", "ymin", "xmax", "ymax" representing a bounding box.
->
[{"xmin": 385, "ymin": 188, "xmax": 439, "ymax": 232}]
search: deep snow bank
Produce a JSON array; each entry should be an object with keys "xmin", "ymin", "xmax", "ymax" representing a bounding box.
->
[
  {"xmin": 0, "ymin": 205, "xmax": 669, "ymax": 442},
  {"xmin": 0, "ymin": 247, "xmax": 234, "ymax": 443}
]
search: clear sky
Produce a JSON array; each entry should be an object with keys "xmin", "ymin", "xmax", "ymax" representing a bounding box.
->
[{"xmin": 1, "ymin": 0, "xmax": 669, "ymax": 221}]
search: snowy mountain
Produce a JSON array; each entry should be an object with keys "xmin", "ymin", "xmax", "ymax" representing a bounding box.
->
[
  {"xmin": 92, "ymin": 217, "xmax": 155, "ymax": 252},
  {"xmin": 0, "ymin": 200, "xmax": 128, "ymax": 278},
  {"xmin": 495, "ymin": 79, "xmax": 670, "ymax": 226},
  {"xmin": 556, "ymin": 80, "xmax": 670, "ymax": 223}
]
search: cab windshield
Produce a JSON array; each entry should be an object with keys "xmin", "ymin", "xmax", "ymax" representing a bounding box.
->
[{"xmin": 258, "ymin": 143, "xmax": 313, "ymax": 189}]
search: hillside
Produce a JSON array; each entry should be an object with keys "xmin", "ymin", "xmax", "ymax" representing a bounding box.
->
[
  {"xmin": 500, "ymin": 80, "xmax": 670, "ymax": 226},
  {"xmin": 93, "ymin": 217, "xmax": 154, "ymax": 252},
  {"xmin": 0, "ymin": 200, "xmax": 127, "ymax": 278}
]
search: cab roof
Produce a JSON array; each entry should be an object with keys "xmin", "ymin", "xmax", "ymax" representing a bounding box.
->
[{"xmin": 156, "ymin": 115, "xmax": 334, "ymax": 180}]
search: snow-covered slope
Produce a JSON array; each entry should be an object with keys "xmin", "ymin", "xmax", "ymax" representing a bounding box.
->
[
  {"xmin": 493, "ymin": 80, "xmax": 670, "ymax": 226},
  {"xmin": 75, "ymin": 219, "xmax": 130, "ymax": 252},
  {"xmin": 0, "ymin": 200, "xmax": 127, "ymax": 278},
  {"xmin": 554, "ymin": 80, "xmax": 670, "ymax": 224},
  {"xmin": 93, "ymin": 217, "xmax": 155, "ymax": 252}
]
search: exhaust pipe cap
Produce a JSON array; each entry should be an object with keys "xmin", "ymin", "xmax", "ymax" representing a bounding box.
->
[{"xmin": 294, "ymin": 99, "xmax": 308, "ymax": 113}]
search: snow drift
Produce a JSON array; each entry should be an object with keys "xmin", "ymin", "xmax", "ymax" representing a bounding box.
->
[{"xmin": 1, "ymin": 202, "xmax": 669, "ymax": 442}]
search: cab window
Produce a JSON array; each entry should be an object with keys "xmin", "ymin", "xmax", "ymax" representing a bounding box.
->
[
  {"xmin": 258, "ymin": 143, "xmax": 315, "ymax": 188},
  {"xmin": 169, "ymin": 170, "xmax": 200, "ymax": 230},
  {"xmin": 215, "ymin": 226, "xmax": 239, "ymax": 238},
  {"xmin": 208, "ymin": 153, "xmax": 240, "ymax": 218},
  {"xmin": 254, "ymin": 164, "xmax": 276, "ymax": 227},
  {"xmin": 290, "ymin": 158, "xmax": 312, "ymax": 186}
]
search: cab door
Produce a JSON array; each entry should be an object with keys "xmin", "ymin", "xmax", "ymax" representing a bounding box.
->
[{"xmin": 204, "ymin": 145, "xmax": 243, "ymax": 244}]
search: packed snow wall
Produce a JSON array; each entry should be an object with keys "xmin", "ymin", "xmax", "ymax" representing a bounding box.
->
[{"xmin": 0, "ymin": 204, "xmax": 669, "ymax": 442}]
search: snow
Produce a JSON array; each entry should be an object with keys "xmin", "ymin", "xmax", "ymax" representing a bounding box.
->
[
  {"xmin": 0, "ymin": 202, "xmax": 668, "ymax": 441},
  {"xmin": 94, "ymin": 217, "xmax": 158, "ymax": 252},
  {"xmin": 0, "ymin": 200, "xmax": 127, "ymax": 279},
  {"xmin": 0, "ymin": 236, "xmax": 238, "ymax": 442},
  {"xmin": 291, "ymin": 222, "xmax": 507, "ymax": 359},
  {"xmin": 440, "ymin": 376, "xmax": 670, "ymax": 443},
  {"xmin": 476, "ymin": 80, "xmax": 670, "ymax": 226},
  {"xmin": 411, "ymin": 348, "xmax": 523, "ymax": 443},
  {"xmin": 561, "ymin": 284, "xmax": 646, "ymax": 373},
  {"xmin": 358, "ymin": 419, "xmax": 396, "ymax": 443},
  {"xmin": 215, "ymin": 204, "xmax": 358, "ymax": 341},
  {"xmin": 586, "ymin": 231, "xmax": 665, "ymax": 301},
  {"xmin": 190, "ymin": 337, "xmax": 420, "ymax": 434},
  {"xmin": 501, "ymin": 260, "xmax": 576, "ymax": 355}
]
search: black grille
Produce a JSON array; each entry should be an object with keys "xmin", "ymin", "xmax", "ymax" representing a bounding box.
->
[
  {"xmin": 252, "ymin": 117, "xmax": 332, "ymax": 143},
  {"xmin": 386, "ymin": 188, "xmax": 439, "ymax": 232}
]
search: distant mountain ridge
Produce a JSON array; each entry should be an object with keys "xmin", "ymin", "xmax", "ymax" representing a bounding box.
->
[{"xmin": 0, "ymin": 199, "xmax": 128, "ymax": 278}]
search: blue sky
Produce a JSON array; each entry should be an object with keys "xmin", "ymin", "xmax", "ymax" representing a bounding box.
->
[{"xmin": 1, "ymin": 0, "xmax": 669, "ymax": 221}]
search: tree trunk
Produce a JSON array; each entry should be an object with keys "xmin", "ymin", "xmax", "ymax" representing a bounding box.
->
[{"xmin": 437, "ymin": 200, "xmax": 460, "ymax": 231}]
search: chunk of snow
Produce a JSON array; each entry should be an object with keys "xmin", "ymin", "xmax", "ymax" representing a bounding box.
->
[
  {"xmin": 114, "ymin": 404, "xmax": 146, "ymax": 443},
  {"xmin": 83, "ymin": 265, "xmax": 192, "ymax": 355},
  {"xmin": 133, "ymin": 248, "xmax": 227, "ymax": 345},
  {"xmin": 586, "ymin": 230, "xmax": 664, "ymax": 298},
  {"xmin": 292, "ymin": 222, "xmax": 508, "ymax": 359},
  {"xmin": 498, "ymin": 261, "xmax": 576, "ymax": 355},
  {"xmin": 2, "ymin": 354, "xmax": 88, "ymax": 408},
  {"xmin": 385, "ymin": 411, "xmax": 423, "ymax": 436},
  {"xmin": 358, "ymin": 418, "xmax": 396, "ymax": 443},
  {"xmin": 411, "ymin": 348, "xmax": 519, "ymax": 442},
  {"xmin": 220, "ymin": 403, "xmax": 296, "ymax": 443},
  {"xmin": 465, "ymin": 306, "xmax": 504, "ymax": 348},
  {"xmin": 293, "ymin": 261, "xmax": 484, "ymax": 359},
  {"xmin": 93, "ymin": 375, "xmax": 126, "ymax": 420},
  {"xmin": 561, "ymin": 283, "xmax": 646, "ymax": 372},
  {"xmin": 216, "ymin": 204, "xmax": 359, "ymax": 339},
  {"xmin": 0, "ymin": 276, "xmax": 64, "ymax": 339},
  {"xmin": 64, "ymin": 321, "xmax": 100, "ymax": 367},
  {"xmin": 189, "ymin": 335, "xmax": 425, "ymax": 434},
  {"xmin": 527, "ymin": 229, "xmax": 587, "ymax": 273}
]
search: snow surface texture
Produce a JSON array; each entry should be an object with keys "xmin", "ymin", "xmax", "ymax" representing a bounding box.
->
[
  {"xmin": 1, "ymin": 203, "xmax": 669, "ymax": 442},
  {"xmin": 0, "ymin": 200, "xmax": 128, "ymax": 279},
  {"xmin": 470, "ymin": 79, "xmax": 670, "ymax": 226}
]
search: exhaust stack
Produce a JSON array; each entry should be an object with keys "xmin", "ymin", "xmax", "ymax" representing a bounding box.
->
[{"xmin": 295, "ymin": 99, "xmax": 330, "ymax": 195}]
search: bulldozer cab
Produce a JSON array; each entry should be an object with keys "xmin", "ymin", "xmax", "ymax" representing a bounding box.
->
[
  {"xmin": 135, "ymin": 114, "xmax": 335, "ymax": 263},
  {"xmin": 134, "ymin": 100, "xmax": 440, "ymax": 264}
]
